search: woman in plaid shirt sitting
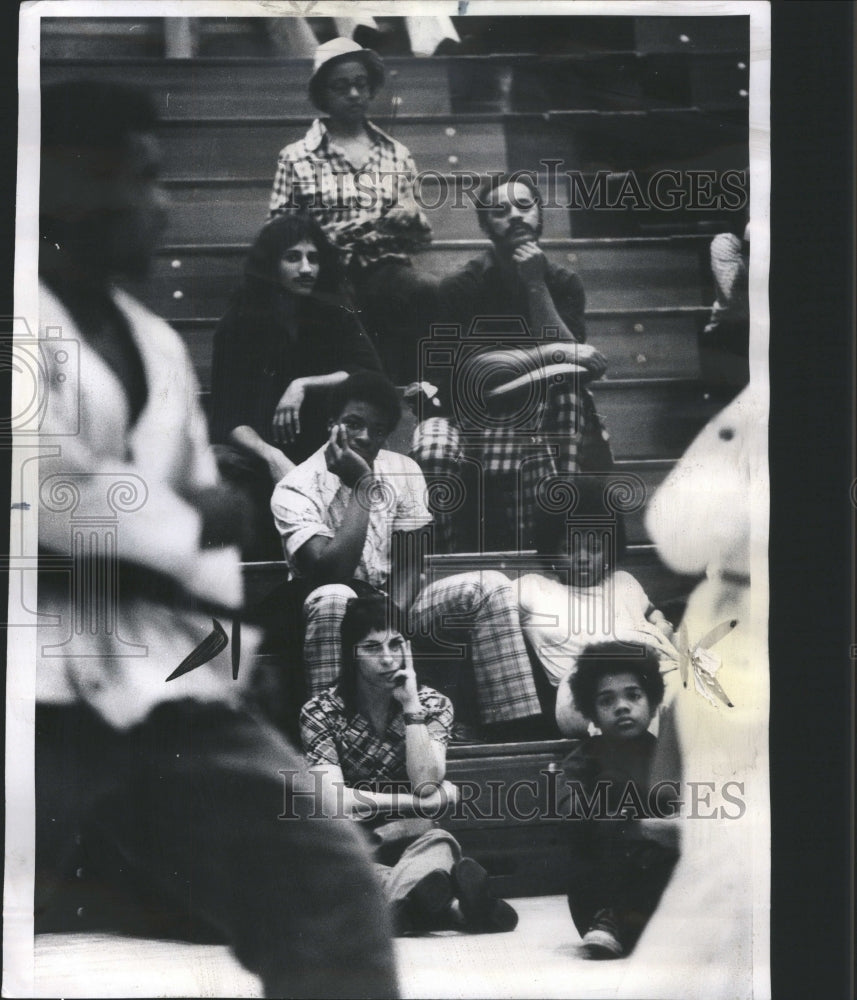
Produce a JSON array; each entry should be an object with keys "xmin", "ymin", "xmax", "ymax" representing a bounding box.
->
[
  {"xmin": 300, "ymin": 595, "xmax": 518, "ymax": 937},
  {"xmin": 269, "ymin": 37, "xmax": 437, "ymax": 384}
]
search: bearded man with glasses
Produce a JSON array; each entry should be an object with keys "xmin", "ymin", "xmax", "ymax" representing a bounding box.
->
[{"xmin": 410, "ymin": 173, "xmax": 615, "ymax": 553}]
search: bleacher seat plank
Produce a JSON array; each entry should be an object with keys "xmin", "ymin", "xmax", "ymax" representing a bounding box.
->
[
  {"xmin": 589, "ymin": 378, "xmax": 720, "ymax": 460},
  {"xmin": 160, "ymin": 172, "xmax": 575, "ymax": 245},
  {"xmin": 237, "ymin": 540, "xmax": 693, "ymax": 616},
  {"xmin": 128, "ymin": 235, "xmax": 711, "ymax": 323},
  {"xmin": 443, "ymin": 742, "xmax": 575, "ymax": 897},
  {"xmin": 509, "ymin": 51, "xmax": 741, "ymax": 116},
  {"xmin": 417, "ymin": 240, "xmax": 711, "ymax": 305},
  {"xmin": 586, "ymin": 309, "xmax": 704, "ymax": 379},
  {"xmin": 547, "ymin": 240, "xmax": 710, "ymax": 309},
  {"xmin": 145, "ymin": 231, "xmax": 711, "ymax": 306},
  {"xmin": 687, "ymin": 53, "xmax": 751, "ymax": 107},
  {"xmin": 41, "ymin": 19, "xmax": 165, "ymax": 59},
  {"xmin": 504, "ymin": 111, "xmax": 748, "ymax": 200},
  {"xmin": 42, "ymin": 57, "xmax": 453, "ymax": 117},
  {"xmin": 153, "ymin": 110, "xmax": 744, "ymax": 185},
  {"xmin": 157, "ymin": 118, "xmax": 508, "ymax": 180},
  {"xmin": 125, "ymin": 254, "xmax": 243, "ymax": 323},
  {"xmin": 241, "ymin": 560, "xmax": 290, "ymax": 607},
  {"xmin": 448, "ymin": 824, "xmax": 569, "ymax": 899},
  {"xmin": 41, "ymin": 50, "xmax": 748, "ymax": 119},
  {"xmin": 162, "ymin": 307, "xmax": 705, "ymax": 398},
  {"xmin": 633, "ymin": 15, "xmax": 748, "ymax": 55},
  {"xmin": 165, "ymin": 183, "xmax": 270, "ymax": 244}
]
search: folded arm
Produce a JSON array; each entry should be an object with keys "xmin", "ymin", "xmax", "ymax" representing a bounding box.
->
[
  {"xmin": 311, "ymin": 764, "xmax": 458, "ymax": 819},
  {"xmin": 394, "ymin": 642, "xmax": 447, "ymax": 791}
]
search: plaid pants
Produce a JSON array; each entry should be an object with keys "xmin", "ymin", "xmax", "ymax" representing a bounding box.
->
[
  {"xmin": 411, "ymin": 384, "xmax": 605, "ymax": 553},
  {"xmin": 303, "ymin": 572, "xmax": 541, "ymax": 724}
]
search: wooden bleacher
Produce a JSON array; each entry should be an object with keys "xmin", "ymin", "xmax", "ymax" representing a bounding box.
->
[
  {"xmin": 443, "ymin": 738, "xmax": 576, "ymax": 898},
  {"xmin": 40, "ymin": 14, "xmax": 748, "ymax": 898}
]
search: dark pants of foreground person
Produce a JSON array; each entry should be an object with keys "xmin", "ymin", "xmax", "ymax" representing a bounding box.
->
[{"xmin": 35, "ymin": 700, "xmax": 399, "ymax": 999}]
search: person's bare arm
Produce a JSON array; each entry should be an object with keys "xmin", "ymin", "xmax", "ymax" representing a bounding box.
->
[
  {"xmin": 393, "ymin": 641, "xmax": 446, "ymax": 791},
  {"xmin": 272, "ymin": 373, "xmax": 349, "ymax": 446},
  {"xmin": 292, "ymin": 423, "xmax": 373, "ymax": 582},
  {"xmin": 453, "ymin": 243, "xmax": 604, "ymax": 383},
  {"xmin": 646, "ymin": 606, "xmax": 675, "ymax": 641},
  {"xmin": 311, "ymin": 763, "xmax": 458, "ymax": 818},
  {"xmin": 229, "ymin": 425, "xmax": 295, "ymax": 482},
  {"xmin": 514, "ymin": 241, "xmax": 582, "ymax": 342}
]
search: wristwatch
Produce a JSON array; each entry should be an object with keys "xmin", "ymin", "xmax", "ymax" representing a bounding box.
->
[{"xmin": 403, "ymin": 710, "xmax": 428, "ymax": 725}]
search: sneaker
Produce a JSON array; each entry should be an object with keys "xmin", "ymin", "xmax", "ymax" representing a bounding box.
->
[
  {"xmin": 582, "ymin": 909, "xmax": 625, "ymax": 959},
  {"xmin": 452, "ymin": 858, "xmax": 519, "ymax": 933}
]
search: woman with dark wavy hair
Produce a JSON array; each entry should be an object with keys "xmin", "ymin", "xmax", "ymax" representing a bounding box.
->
[{"xmin": 210, "ymin": 211, "xmax": 382, "ymax": 559}]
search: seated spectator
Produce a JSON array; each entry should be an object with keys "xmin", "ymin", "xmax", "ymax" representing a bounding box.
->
[
  {"xmin": 269, "ymin": 38, "xmax": 437, "ymax": 384},
  {"xmin": 698, "ymin": 221, "xmax": 750, "ymax": 398},
  {"xmin": 210, "ymin": 212, "xmax": 382, "ymax": 560},
  {"xmin": 558, "ymin": 642, "xmax": 679, "ymax": 959},
  {"xmin": 269, "ymin": 370, "xmax": 545, "ymax": 741},
  {"xmin": 410, "ymin": 173, "xmax": 612, "ymax": 553},
  {"xmin": 517, "ymin": 503, "xmax": 673, "ymax": 736},
  {"xmin": 300, "ymin": 595, "xmax": 518, "ymax": 935}
]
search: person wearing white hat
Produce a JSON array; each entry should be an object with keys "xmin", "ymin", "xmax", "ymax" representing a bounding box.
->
[{"xmin": 269, "ymin": 38, "xmax": 438, "ymax": 385}]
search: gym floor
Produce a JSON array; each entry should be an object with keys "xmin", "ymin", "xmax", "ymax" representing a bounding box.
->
[{"xmin": 32, "ymin": 893, "xmax": 712, "ymax": 999}]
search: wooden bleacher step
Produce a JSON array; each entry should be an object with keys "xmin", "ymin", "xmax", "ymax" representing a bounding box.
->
[
  {"xmin": 443, "ymin": 738, "xmax": 578, "ymax": 898},
  {"xmin": 131, "ymin": 236, "xmax": 715, "ymax": 317},
  {"xmin": 41, "ymin": 42, "xmax": 749, "ymax": 116}
]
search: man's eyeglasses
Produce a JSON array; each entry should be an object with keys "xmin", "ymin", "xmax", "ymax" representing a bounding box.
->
[
  {"xmin": 340, "ymin": 416, "xmax": 389, "ymax": 441},
  {"xmin": 327, "ymin": 77, "xmax": 371, "ymax": 96}
]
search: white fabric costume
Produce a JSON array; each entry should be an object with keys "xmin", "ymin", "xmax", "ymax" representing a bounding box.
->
[{"xmin": 36, "ymin": 282, "xmax": 249, "ymax": 728}]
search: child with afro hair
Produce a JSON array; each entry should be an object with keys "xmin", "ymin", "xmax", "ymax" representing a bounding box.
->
[{"xmin": 558, "ymin": 641, "xmax": 679, "ymax": 959}]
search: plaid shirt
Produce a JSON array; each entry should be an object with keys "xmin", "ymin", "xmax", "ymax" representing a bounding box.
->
[
  {"xmin": 300, "ymin": 685, "xmax": 452, "ymax": 788},
  {"xmin": 269, "ymin": 119, "xmax": 432, "ymax": 268}
]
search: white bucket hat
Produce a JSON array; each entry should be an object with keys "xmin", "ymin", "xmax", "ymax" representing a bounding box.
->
[{"xmin": 308, "ymin": 38, "xmax": 385, "ymax": 110}]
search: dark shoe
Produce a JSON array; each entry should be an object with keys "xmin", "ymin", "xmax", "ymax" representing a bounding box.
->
[
  {"xmin": 452, "ymin": 858, "xmax": 518, "ymax": 933},
  {"xmin": 392, "ymin": 899, "xmax": 418, "ymax": 937},
  {"xmin": 582, "ymin": 908, "xmax": 625, "ymax": 959},
  {"xmin": 406, "ymin": 869, "xmax": 454, "ymax": 926}
]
